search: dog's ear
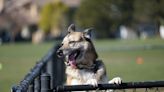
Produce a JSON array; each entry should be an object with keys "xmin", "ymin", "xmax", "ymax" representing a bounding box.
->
[
  {"xmin": 83, "ymin": 28, "xmax": 93, "ymax": 39},
  {"xmin": 68, "ymin": 24, "xmax": 75, "ymax": 33}
]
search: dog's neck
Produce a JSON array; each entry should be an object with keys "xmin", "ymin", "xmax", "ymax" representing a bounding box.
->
[{"xmin": 76, "ymin": 59, "xmax": 100, "ymax": 73}]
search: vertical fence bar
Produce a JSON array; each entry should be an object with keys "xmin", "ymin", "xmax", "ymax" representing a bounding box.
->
[
  {"xmin": 41, "ymin": 73, "xmax": 51, "ymax": 92},
  {"xmin": 28, "ymin": 82, "xmax": 34, "ymax": 92},
  {"xmin": 34, "ymin": 76, "xmax": 41, "ymax": 92},
  {"xmin": 46, "ymin": 59, "xmax": 55, "ymax": 89}
]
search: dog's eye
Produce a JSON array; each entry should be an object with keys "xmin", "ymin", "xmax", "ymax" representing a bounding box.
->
[{"xmin": 69, "ymin": 41, "xmax": 76, "ymax": 44}]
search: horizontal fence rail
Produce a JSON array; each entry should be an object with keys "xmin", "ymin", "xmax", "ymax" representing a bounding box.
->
[{"xmin": 55, "ymin": 81, "xmax": 164, "ymax": 92}]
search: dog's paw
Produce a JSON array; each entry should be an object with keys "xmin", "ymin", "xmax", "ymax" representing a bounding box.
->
[
  {"xmin": 108, "ymin": 77, "xmax": 122, "ymax": 85},
  {"xmin": 86, "ymin": 79, "xmax": 98, "ymax": 87}
]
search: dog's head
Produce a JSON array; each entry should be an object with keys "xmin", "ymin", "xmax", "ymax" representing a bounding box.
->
[{"xmin": 57, "ymin": 24, "xmax": 98, "ymax": 69}]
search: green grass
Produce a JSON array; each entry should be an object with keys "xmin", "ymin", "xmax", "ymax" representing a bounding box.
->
[
  {"xmin": 0, "ymin": 38, "xmax": 164, "ymax": 92},
  {"xmin": 0, "ymin": 42, "xmax": 53, "ymax": 92},
  {"xmin": 101, "ymin": 49, "xmax": 164, "ymax": 81},
  {"xmin": 93, "ymin": 38, "xmax": 164, "ymax": 82}
]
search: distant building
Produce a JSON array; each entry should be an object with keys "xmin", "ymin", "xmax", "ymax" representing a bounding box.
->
[
  {"xmin": 0, "ymin": 0, "xmax": 4, "ymax": 13},
  {"xmin": 0, "ymin": 0, "xmax": 82, "ymax": 43},
  {"xmin": 137, "ymin": 23, "xmax": 158, "ymax": 39},
  {"xmin": 0, "ymin": 0, "xmax": 43, "ymax": 42},
  {"xmin": 119, "ymin": 22, "xmax": 159, "ymax": 40},
  {"xmin": 160, "ymin": 25, "xmax": 164, "ymax": 39},
  {"xmin": 120, "ymin": 25, "xmax": 138, "ymax": 40},
  {"xmin": 62, "ymin": 0, "xmax": 81, "ymax": 7}
]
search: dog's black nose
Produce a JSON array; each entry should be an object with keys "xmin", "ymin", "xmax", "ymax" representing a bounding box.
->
[{"xmin": 57, "ymin": 49, "xmax": 63, "ymax": 57}]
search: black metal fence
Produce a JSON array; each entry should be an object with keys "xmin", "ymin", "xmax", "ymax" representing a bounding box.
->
[
  {"xmin": 55, "ymin": 81, "xmax": 164, "ymax": 92},
  {"xmin": 11, "ymin": 44, "xmax": 164, "ymax": 92},
  {"xmin": 11, "ymin": 43, "xmax": 65, "ymax": 92}
]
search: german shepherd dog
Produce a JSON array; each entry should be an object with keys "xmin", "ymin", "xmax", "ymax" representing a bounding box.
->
[{"xmin": 57, "ymin": 24, "xmax": 122, "ymax": 89}]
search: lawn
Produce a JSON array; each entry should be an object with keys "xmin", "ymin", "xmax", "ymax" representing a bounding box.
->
[
  {"xmin": 0, "ymin": 42, "xmax": 53, "ymax": 92},
  {"xmin": 94, "ymin": 38, "xmax": 164, "ymax": 82},
  {"xmin": 0, "ymin": 38, "xmax": 164, "ymax": 92}
]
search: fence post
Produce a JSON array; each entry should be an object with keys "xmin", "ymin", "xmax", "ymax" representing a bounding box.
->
[
  {"xmin": 41, "ymin": 73, "xmax": 51, "ymax": 92},
  {"xmin": 46, "ymin": 44, "xmax": 65, "ymax": 88},
  {"xmin": 53, "ymin": 57, "xmax": 65, "ymax": 87}
]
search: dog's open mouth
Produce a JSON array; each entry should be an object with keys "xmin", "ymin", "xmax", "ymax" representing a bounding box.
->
[{"xmin": 68, "ymin": 50, "xmax": 80, "ymax": 68}]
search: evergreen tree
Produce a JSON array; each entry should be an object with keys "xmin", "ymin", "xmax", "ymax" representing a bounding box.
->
[{"xmin": 75, "ymin": 0, "xmax": 133, "ymax": 38}]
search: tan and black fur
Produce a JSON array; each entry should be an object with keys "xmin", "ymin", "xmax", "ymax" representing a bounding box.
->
[{"xmin": 57, "ymin": 24, "xmax": 122, "ymax": 87}]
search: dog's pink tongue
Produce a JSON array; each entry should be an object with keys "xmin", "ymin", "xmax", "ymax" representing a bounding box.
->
[{"xmin": 69, "ymin": 55, "xmax": 77, "ymax": 68}]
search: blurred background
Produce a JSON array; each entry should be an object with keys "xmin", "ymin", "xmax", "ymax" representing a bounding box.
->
[{"xmin": 0, "ymin": 0, "xmax": 164, "ymax": 92}]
